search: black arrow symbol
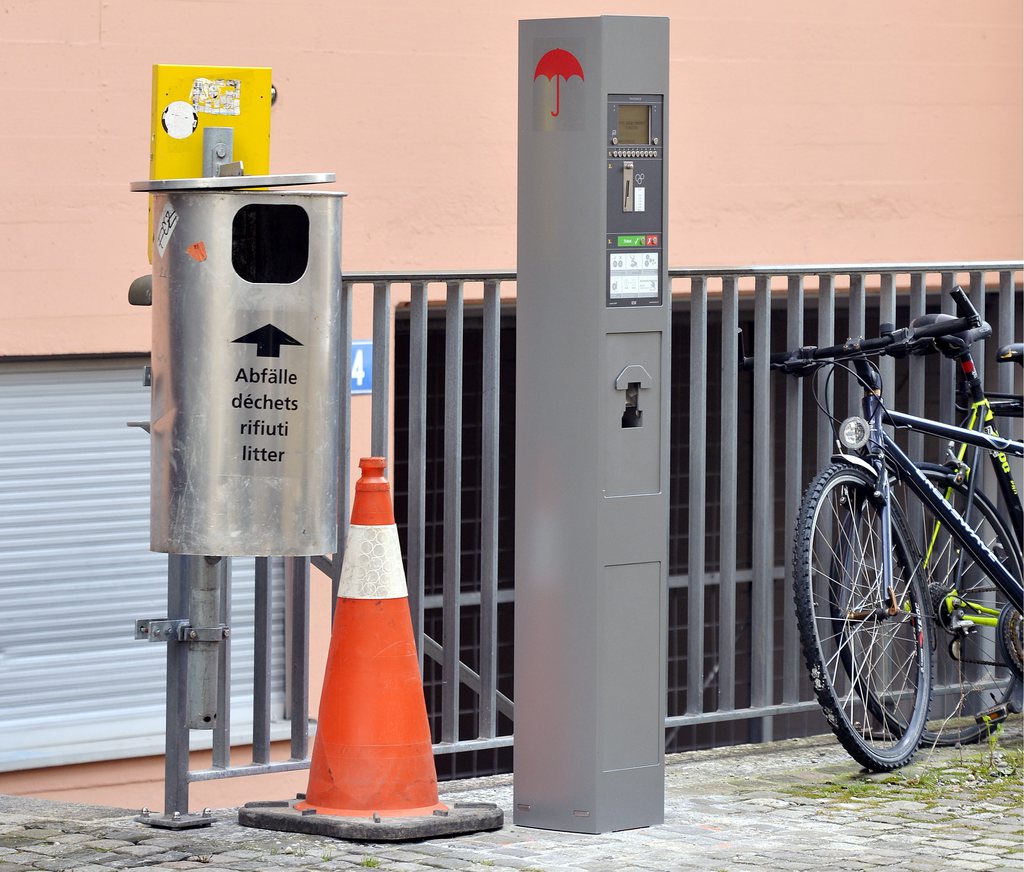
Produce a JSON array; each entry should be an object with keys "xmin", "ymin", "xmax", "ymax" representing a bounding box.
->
[{"xmin": 232, "ymin": 324, "xmax": 303, "ymax": 358}]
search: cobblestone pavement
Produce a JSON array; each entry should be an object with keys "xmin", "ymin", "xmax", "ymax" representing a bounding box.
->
[{"xmin": 1, "ymin": 719, "xmax": 1021, "ymax": 872}]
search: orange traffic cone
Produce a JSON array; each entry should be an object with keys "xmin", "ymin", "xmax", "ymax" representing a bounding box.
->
[
  {"xmin": 239, "ymin": 457, "xmax": 503, "ymax": 840},
  {"xmin": 297, "ymin": 456, "xmax": 442, "ymax": 817}
]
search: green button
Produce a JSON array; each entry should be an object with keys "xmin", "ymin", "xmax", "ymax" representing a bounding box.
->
[{"xmin": 617, "ymin": 235, "xmax": 645, "ymax": 247}]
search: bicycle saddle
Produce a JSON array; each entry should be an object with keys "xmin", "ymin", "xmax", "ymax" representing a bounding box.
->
[{"xmin": 997, "ymin": 343, "xmax": 1023, "ymax": 366}]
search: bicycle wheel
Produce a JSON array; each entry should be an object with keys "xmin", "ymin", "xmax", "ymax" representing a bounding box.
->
[
  {"xmin": 901, "ymin": 464, "xmax": 1023, "ymax": 747},
  {"xmin": 793, "ymin": 462, "xmax": 933, "ymax": 771}
]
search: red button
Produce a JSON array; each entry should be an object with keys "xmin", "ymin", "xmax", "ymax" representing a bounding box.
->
[{"xmin": 646, "ymin": 234, "xmax": 659, "ymax": 246}]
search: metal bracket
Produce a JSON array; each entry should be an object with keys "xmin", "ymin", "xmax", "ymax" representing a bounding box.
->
[
  {"xmin": 216, "ymin": 160, "xmax": 245, "ymax": 177},
  {"xmin": 136, "ymin": 807, "xmax": 216, "ymax": 830},
  {"xmin": 184, "ymin": 625, "xmax": 231, "ymax": 642},
  {"xmin": 202, "ymin": 127, "xmax": 235, "ymax": 178},
  {"xmin": 135, "ymin": 619, "xmax": 230, "ymax": 643},
  {"xmin": 136, "ymin": 618, "xmax": 186, "ymax": 642}
]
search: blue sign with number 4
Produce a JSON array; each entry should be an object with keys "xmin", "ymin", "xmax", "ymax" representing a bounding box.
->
[{"xmin": 351, "ymin": 340, "xmax": 372, "ymax": 395}]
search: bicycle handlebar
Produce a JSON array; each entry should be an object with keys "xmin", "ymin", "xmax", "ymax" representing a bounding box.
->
[{"xmin": 738, "ymin": 287, "xmax": 992, "ymax": 374}]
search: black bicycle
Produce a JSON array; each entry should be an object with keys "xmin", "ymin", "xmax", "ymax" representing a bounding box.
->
[{"xmin": 745, "ymin": 287, "xmax": 1022, "ymax": 770}]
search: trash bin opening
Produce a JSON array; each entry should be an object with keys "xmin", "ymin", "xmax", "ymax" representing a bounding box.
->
[{"xmin": 232, "ymin": 203, "xmax": 310, "ymax": 284}]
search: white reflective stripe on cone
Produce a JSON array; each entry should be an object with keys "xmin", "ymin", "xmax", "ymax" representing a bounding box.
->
[{"xmin": 337, "ymin": 524, "xmax": 409, "ymax": 600}]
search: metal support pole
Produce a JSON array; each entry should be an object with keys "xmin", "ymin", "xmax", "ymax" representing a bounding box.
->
[
  {"xmin": 163, "ymin": 556, "xmax": 190, "ymax": 815},
  {"xmin": 687, "ymin": 278, "xmax": 707, "ymax": 716},
  {"xmin": 287, "ymin": 556, "xmax": 310, "ymax": 760},
  {"xmin": 136, "ymin": 556, "xmax": 217, "ymax": 829},
  {"xmin": 187, "ymin": 557, "xmax": 227, "ymax": 730},
  {"xmin": 442, "ymin": 281, "xmax": 464, "ymax": 746},
  {"xmin": 749, "ymin": 275, "xmax": 774, "ymax": 744},
  {"xmin": 252, "ymin": 558, "xmax": 272, "ymax": 764},
  {"xmin": 213, "ymin": 557, "xmax": 231, "ymax": 769}
]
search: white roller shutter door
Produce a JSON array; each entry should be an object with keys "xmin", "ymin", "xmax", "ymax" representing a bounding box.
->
[{"xmin": 0, "ymin": 358, "xmax": 286, "ymax": 771}]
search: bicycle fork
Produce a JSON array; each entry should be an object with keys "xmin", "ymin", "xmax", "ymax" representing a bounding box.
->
[{"xmin": 856, "ymin": 362, "xmax": 900, "ymax": 618}]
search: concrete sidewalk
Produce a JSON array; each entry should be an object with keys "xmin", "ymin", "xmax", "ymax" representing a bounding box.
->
[{"xmin": 1, "ymin": 718, "xmax": 1021, "ymax": 872}]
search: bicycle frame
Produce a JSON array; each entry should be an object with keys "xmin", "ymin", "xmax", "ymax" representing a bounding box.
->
[
  {"xmin": 920, "ymin": 396, "xmax": 1022, "ymax": 631},
  {"xmin": 893, "ymin": 403, "xmax": 1022, "ymax": 544},
  {"xmin": 855, "ymin": 376, "xmax": 1024, "ymax": 613}
]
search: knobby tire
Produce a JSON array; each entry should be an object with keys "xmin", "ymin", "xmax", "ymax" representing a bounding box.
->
[{"xmin": 793, "ymin": 463, "xmax": 933, "ymax": 771}]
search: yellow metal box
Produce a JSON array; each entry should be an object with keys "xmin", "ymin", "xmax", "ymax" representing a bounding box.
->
[{"xmin": 150, "ymin": 64, "xmax": 272, "ymax": 180}]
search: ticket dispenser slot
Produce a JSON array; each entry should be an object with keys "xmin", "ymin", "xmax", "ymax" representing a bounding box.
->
[
  {"xmin": 615, "ymin": 363, "xmax": 651, "ymax": 428},
  {"xmin": 608, "ymin": 341, "xmax": 661, "ymax": 496},
  {"xmin": 621, "ymin": 381, "xmax": 642, "ymax": 427}
]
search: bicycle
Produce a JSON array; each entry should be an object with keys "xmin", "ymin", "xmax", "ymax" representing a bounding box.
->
[{"xmin": 743, "ymin": 287, "xmax": 1023, "ymax": 770}]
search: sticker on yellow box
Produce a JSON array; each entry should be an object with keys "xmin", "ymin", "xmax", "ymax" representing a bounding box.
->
[
  {"xmin": 161, "ymin": 101, "xmax": 198, "ymax": 139},
  {"xmin": 191, "ymin": 78, "xmax": 241, "ymax": 115}
]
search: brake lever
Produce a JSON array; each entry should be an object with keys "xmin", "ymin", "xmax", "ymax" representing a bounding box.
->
[
  {"xmin": 883, "ymin": 327, "xmax": 914, "ymax": 359},
  {"xmin": 909, "ymin": 337, "xmax": 938, "ymax": 357}
]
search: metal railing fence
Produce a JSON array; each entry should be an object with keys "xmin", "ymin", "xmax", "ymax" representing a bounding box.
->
[
  {"xmin": 664, "ymin": 263, "xmax": 1020, "ymax": 743},
  {"xmin": 162, "ymin": 261, "xmax": 1021, "ymax": 815}
]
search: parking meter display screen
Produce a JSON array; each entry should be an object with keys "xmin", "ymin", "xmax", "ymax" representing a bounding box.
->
[{"xmin": 617, "ymin": 104, "xmax": 650, "ymax": 144}]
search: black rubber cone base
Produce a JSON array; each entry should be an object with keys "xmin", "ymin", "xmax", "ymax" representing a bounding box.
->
[{"xmin": 238, "ymin": 797, "xmax": 503, "ymax": 841}]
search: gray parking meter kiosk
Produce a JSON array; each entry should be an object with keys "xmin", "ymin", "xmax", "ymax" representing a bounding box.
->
[{"xmin": 515, "ymin": 16, "xmax": 670, "ymax": 833}]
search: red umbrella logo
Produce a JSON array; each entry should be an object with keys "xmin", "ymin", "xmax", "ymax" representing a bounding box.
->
[{"xmin": 533, "ymin": 48, "xmax": 585, "ymax": 118}]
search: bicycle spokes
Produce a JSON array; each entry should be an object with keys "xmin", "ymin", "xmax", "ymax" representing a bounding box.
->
[{"xmin": 794, "ymin": 465, "xmax": 932, "ymax": 770}]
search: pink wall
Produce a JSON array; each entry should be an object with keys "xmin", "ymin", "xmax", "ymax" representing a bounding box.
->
[{"xmin": 1, "ymin": 1, "xmax": 1020, "ymax": 357}]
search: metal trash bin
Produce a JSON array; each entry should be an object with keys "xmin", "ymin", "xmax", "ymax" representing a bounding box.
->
[{"xmin": 145, "ymin": 183, "xmax": 344, "ymax": 556}]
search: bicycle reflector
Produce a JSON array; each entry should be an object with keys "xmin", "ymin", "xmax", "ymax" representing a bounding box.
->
[{"xmin": 839, "ymin": 416, "xmax": 870, "ymax": 450}]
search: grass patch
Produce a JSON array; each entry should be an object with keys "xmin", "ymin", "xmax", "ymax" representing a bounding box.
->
[{"xmin": 781, "ymin": 743, "xmax": 1023, "ymax": 816}]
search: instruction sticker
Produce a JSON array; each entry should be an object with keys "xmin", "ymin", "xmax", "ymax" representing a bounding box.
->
[
  {"xmin": 609, "ymin": 251, "xmax": 659, "ymax": 300},
  {"xmin": 191, "ymin": 78, "xmax": 242, "ymax": 115}
]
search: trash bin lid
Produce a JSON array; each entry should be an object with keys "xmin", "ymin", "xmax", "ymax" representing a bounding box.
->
[{"xmin": 130, "ymin": 172, "xmax": 337, "ymax": 192}]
